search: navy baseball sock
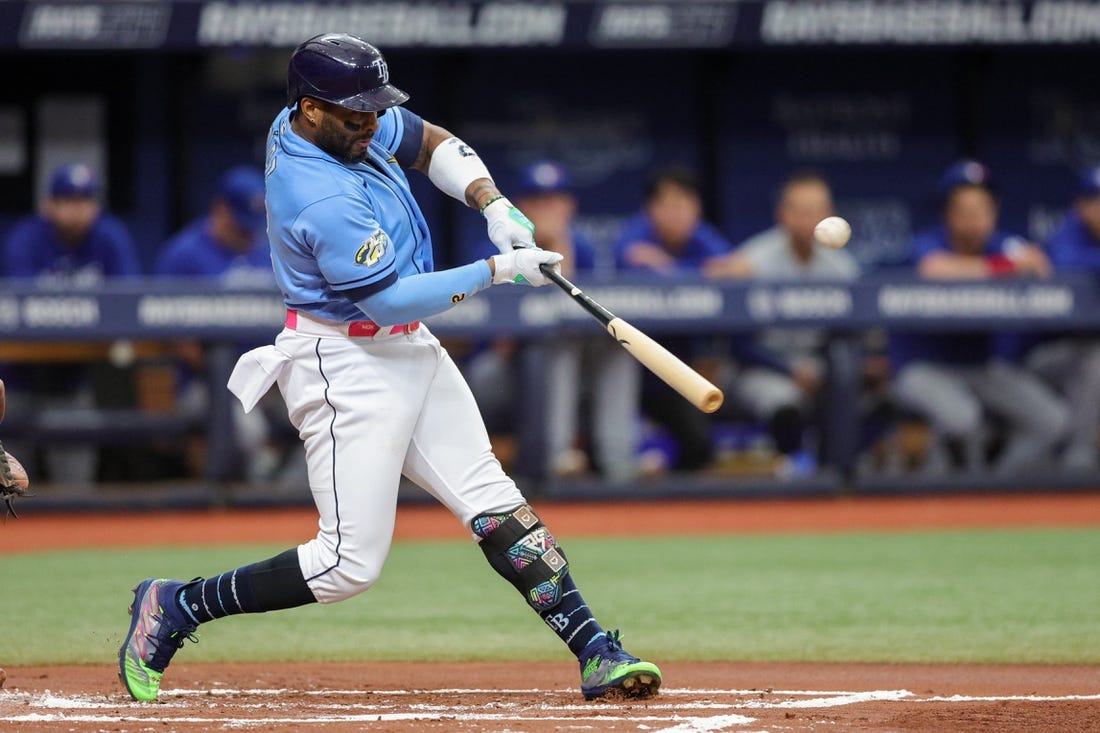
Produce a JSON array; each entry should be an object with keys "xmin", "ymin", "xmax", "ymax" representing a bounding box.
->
[
  {"xmin": 540, "ymin": 573, "xmax": 605, "ymax": 658},
  {"xmin": 177, "ymin": 548, "xmax": 316, "ymax": 624}
]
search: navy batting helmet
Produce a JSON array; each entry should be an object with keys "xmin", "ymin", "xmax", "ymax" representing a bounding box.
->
[{"xmin": 286, "ymin": 33, "xmax": 409, "ymax": 112}]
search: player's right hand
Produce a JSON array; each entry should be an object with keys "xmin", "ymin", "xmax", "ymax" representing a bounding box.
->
[
  {"xmin": 483, "ymin": 197, "xmax": 536, "ymax": 254},
  {"xmin": 490, "ymin": 248, "xmax": 563, "ymax": 287}
]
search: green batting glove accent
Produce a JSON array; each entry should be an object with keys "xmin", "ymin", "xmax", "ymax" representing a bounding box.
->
[
  {"xmin": 509, "ymin": 207, "xmax": 535, "ymax": 234},
  {"xmin": 513, "ymin": 274, "xmax": 530, "ymax": 285}
]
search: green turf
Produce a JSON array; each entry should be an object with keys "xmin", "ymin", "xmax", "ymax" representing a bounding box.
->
[{"xmin": 1, "ymin": 528, "xmax": 1097, "ymax": 666}]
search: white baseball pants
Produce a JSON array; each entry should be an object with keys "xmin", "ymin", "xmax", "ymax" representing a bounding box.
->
[{"xmin": 240, "ymin": 319, "xmax": 525, "ymax": 603}]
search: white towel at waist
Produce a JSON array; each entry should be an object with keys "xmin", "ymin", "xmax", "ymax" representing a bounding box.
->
[{"xmin": 227, "ymin": 345, "xmax": 291, "ymax": 413}]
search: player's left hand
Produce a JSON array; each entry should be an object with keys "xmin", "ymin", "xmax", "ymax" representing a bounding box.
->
[
  {"xmin": 491, "ymin": 248, "xmax": 563, "ymax": 287},
  {"xmin": 483, "ymin": 197, "xmax": 535, "ymax": 254}
]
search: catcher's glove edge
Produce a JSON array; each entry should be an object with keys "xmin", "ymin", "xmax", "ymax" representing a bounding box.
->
[{"xmin": 0, "ymin": 439, "xmax": 31, "ymax": 519}]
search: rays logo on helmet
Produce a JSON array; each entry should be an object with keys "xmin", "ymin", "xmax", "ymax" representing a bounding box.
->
[
  {"xmin": 355, "ymin": 230, "xmax": 389, "ymax": 266},
  {"xmin": 369, "ymin": 57, "xmax": 389, "ymax": 83}
]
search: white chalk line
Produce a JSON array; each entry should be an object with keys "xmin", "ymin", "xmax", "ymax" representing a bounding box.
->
[
  {"xmin": 739, "ymin": 690, "xmax": 912, "ymax": 708},
  {"xmin": 0, "ymin": 711, "xmax": 759, "ymax": 726},
  {"xmin": 917, "ymin": 693, "xmax": 1100, "ymax": 703},
  {"xmin": 3, "ymin": 687, "xmax": 1099, "ymax": 730},
  {"xmin": 169, "ymin": 687, "xmax": 869, "ymax": 696},
  {"xmin": 0, "ymin": 691, "xmax": 756, "ymax": 712}
]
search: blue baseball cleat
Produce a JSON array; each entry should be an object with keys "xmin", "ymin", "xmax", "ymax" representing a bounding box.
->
[
  {"xmin": 118, "ymin": 578, "xmax": 198, "ymax": 701},
  {"xmin": 579, "ymin": 630, "xmax": 662, "ymax": 700}
]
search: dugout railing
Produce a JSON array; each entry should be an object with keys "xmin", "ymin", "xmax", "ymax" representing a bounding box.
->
[{"xmin": 1, "ymin": 273, "xmax": 1097, "ymax": 504}]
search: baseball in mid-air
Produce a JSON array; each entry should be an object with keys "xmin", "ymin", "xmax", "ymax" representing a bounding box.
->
[{"xmin": 814, "ymin": 216, "xmax": 851, "ymax": 249}]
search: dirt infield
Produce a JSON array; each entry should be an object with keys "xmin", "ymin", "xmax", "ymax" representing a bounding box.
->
[
  {"xmin": 3, "ymin": 491, "xmax": 1100, "ymax": 553},
  {"xmin": 1, "ymin": 492, "xmax": 1098, "ymax": 731},
  {"xmin": 2, "ymin": 661, "xmax": 1098, "ymax": 732}
]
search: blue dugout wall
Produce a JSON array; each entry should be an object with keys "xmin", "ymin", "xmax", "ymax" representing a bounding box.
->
[{"xmin": 0, "ymin": 3, "xmax": 1098, "ymax": 277}]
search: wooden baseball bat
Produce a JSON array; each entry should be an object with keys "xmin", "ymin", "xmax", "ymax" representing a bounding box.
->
[{"xmin": 539, "ymin": 265, "xmax": 724, "ymax": 413}]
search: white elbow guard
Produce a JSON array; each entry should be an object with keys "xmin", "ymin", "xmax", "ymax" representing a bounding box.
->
[{"xmin": 428, "ymin": 137, "xmax": 493, "ymax": 203}]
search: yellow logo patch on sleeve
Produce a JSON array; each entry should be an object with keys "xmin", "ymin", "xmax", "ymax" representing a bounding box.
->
[{"xmin": 355, "ymin": 230, "xmax": 389, "ymax": 266}]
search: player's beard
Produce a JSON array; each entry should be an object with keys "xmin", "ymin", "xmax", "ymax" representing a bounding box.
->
[{"xmin": 314, "ymin": 117, "xmax": 371, "ymax": 165}]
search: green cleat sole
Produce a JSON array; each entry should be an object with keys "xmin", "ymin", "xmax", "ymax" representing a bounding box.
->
[{"xmin": 583, "ymin": 661, "xmax": 662, "ymax": 701}]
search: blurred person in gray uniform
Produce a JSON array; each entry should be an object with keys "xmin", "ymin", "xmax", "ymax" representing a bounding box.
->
[
  {"xmin": 1026, "ymin": 165, "xmax": 1100, "ymax": 471},
  {"xmin": 890, "ymin": 160, "xmax": 1068, "ymax": 474},
  {"xmin": 466, "ymin": 161, "xmax": 641, "ymax": 481},
  {"xmin": 706, "ymin": 170, "xmax": 859, "ymax": 472}
]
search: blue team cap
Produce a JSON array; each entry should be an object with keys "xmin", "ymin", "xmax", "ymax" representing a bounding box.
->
[
  {"xmin": 515, "ymin": 160, "xmax": 572, "ymax": 198},
  {"xmin": 1076, "ymin": 165, "xmax": 1100, "ymax": 198},
  {"xmin": 49, "ymin": 162, "xmax": 101, "ymax": 198},
  {"xmin": 219, "ymin": 165, "xmax": 266, "ymax": 231},
  {"xmin": 937, "ymin": 159, "xmax": 994, "ymax": 197}
]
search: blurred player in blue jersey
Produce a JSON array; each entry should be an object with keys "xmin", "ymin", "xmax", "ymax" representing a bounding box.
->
[
  {"xmin": 155, "ymin": 165, "xmax": 272, "ymax": 285},
  {"xmin": 614, "ymin": 165, "xmax": 732, "ymax": 472},
  {"xmin": 615, "ymin": 165, "xmax": 731, "ymax": 274},
  {"xmin": 1024, "ymin": 165, "xmax": 1100, "ymax": 470},
  {"xmin": 119, "ymin": 33, "xmax": 661, "ymax": 704},
  {"xmin": 2, "ymin": 162, "xmax": 142, "ymax": 484},
  {"xmin": 891, "ymin": 160, "xmax": 1068, "ymax": 474},
  {"xmin": 155, "ymin": 165, "xmax": 292, "ymax": 483},
  {"xmin": 4, "ymin": 162, "xmax": 141, "ymax": 286}
]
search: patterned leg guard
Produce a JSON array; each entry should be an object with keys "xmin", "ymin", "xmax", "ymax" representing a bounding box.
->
[
  {"xmin": 473, "ymin": 505, "xmax": 603, "ymax": 655},
  {"xmin": 473, "ymin": 505, "xmax": 569, "ymax": 610}
]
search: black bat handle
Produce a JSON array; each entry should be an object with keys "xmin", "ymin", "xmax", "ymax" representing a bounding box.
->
[
  {"xmin": 538, "ymin": 263, "xmax": 616, "ymax": 326},
  {"xmin": 539, "ymin": 262, "xmax": 575, "ymax": 290}
]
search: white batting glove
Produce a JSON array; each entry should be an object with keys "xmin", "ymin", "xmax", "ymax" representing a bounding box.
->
[
  {"xmin": 491, "ymin": 248, "xmax": 563, "ymax": 287},
  {"xmin": 483, "ymin": 197, "xmax": 535, "ymax": 254}
]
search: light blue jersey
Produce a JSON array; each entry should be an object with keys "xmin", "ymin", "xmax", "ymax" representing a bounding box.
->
[{"xmin": 264, "ymin": 105, "xmax": 430, "ymax": 322}]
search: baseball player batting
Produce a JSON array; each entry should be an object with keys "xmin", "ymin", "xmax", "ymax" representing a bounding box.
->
[{"xmin": 118, "ymin": 33, "xmax": 661, "ymax": 703}]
